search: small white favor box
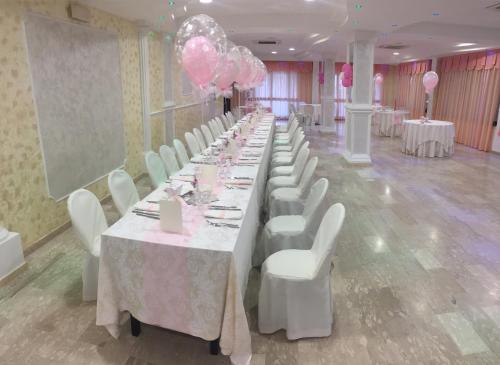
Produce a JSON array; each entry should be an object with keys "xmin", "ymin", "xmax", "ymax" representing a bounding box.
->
[{"xmin": 160, "ymin": 198, "xmax": 183, "ymax": 234}]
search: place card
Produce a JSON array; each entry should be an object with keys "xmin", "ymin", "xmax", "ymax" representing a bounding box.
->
[{"xmin": 160, "ymin": 197, "xmax": 183, "ymax": 233}]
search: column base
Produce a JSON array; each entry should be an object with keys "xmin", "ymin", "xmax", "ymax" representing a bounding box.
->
[{"xmin": 342, "ymin": 150, "xmax": 372, "ymax": 164}]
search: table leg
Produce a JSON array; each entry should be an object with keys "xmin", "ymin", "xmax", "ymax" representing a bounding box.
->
[
  {"xmin": 209, "ymin": 338, "xmax": 220, "ymax": 355},
  {"xmin": 131, "ymin": 315, "xmax": 141, "ymax": 337}
]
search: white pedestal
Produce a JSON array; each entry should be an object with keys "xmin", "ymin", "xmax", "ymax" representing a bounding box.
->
[
  {"xmin": 0, "ymin": 232, "xmax": 25, "ymax": 281},
  {"xmin": 343, "ymin": 103, "xmax": 373, "ymax": 164}
]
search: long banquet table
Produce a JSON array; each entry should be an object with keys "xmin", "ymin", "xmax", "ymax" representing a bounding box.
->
[{"xmin": 96, "ymin": 113, "xmax": 275, "ymax": 365}]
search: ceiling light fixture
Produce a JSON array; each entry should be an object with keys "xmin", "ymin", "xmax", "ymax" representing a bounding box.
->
[
  {"xmin": 310, "ymin": 33, "xmax": 320, "ymax": 38},
  {"xmin": 393, "ymin": 52, "xmax": 400, "ymax": 55},
  {"xmin": 289, "ymin": 47, "xmax": 296, "ymax": 51},
  {"xmin": 456, "ymin": 47, "xmax": 486, "ymax": 53},
  {"xmin": 271, "ymin": 51, "xmax": 277, "ymax": 54},
  {"xmin": 456, "ymin": 42, "xmax": 476, "ymax": 47},
  {"xmin": 184, "ymin": 5, "xmax": 187, "ymax": 12},
  {"xmin": 171, "ymin": 14, "xmax": 175, "ymax": 20},
  {"xmin": 313, "ymin": 36, "xmax": 330, "ymax": 45},
  {"xmin": 199, "ymin": 0, "xmax": 212, "ymax": 3}
]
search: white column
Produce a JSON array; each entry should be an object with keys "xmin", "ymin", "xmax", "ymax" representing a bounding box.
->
[
  {"xmin": 426, "ymin": 57, "xmax": 437, "ymax": 119},
  {"xmin": 321, "ymin": 58, "xmax": 335, "ymax": 128},
  {"xmin": 312, "ymin": 61, "xmax": 320, "ymax": 104},
  {"xmin": 139, "ymin": 30, "xmax": 151, "ymax": 152},
  {"xmin": 343, "ymin": 31, "xmax": 376, "ymax": 164}
]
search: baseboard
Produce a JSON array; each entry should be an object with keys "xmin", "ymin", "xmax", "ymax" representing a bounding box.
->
[
  {"xmin": 0, "ymin": 262, "xmax": 27, "ymax": 287},
  {"xmin": 23, "ymin": 172, "xmax": 147, "ymax": 258},
  {"xmin": 342, "ymin": 150, "xmax": 372, "ymax": 164}
]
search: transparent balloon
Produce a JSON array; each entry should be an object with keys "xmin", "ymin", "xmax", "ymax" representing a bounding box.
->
[
  {"xmin": 214, "ymin": 41, "xmax": 240, "ymax": 96},
  {"xmin": 234, "ymin": 46, "xmax": 254, "ymax": 90},
  {"xmin": 175, "ymin": 15, "xmax": 227, "ymax": 89}
]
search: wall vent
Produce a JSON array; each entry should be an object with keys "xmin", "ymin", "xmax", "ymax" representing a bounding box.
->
[
  {"xmin": 379, "ymin": 44, "xmax": 409, "ymax": 50},
  {"xmin": 255, "ymin": 40, "xmax": 281, "ymax": 45}
]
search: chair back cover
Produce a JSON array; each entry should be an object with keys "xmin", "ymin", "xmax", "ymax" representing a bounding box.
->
[
  {"xmin": 159, "ymin": 145, "xmax": 180, "ymax": 176},
  {"xmin": 221, "ymin": 115, "xmax": 232, "ymax": 130},
  {"xmin": 289, "ymin": 103, "xmax": 297, "ymax": 114},
  {"xmin": 225, "ymin": 112, "xmax": 235, "ymax": 126},
  {"xmin": 67, "ymin": 189, "xmax": 108, "ymax": 256},
  {"xmin": 173, "ymin": 139, "xmax": 190, "ymax": 167},
  {"xmin": 215, "ymin": 117, "xmax": 226, "ymax": 133},
  {"xmin": 193, "ymin": 128, "xmax": 207, "ymax": 150},
  {"xmin": 297, "ymin": 157, "xmax": 318, "ymax": 197},
  {"xmin": 108, "ymin": 169, "xmax": 140, "ymax": 217},
  {"xmin": 145, "ymin": 151, "xmax": 167, "ymax": 189},
  {"xmin": 290, "ymin": 133, "xmax": 306, "ymax": 156},
  {"xmin": 208, "ymin": 120, "xmax": 219, "ymax": 138},
  {"xmin": 185, "ymin": 132, "xmax": 200, "ymax": 157},
  {"xmin": 302, "ymin": 178, "xmax": 329, "ymax": 233},
  {"xmin": 287, "ymin": 119, "xmax": 299, "ymax": 139},
  {"xmin": 311, "ymin": 203, "xmax": 345, "ymax": 278},
  {"xmin": 291, "ymin": 144, "xmax": 310, "ymax": 181},
  {"xmin": 201, "ymin": 124, "xmax": 215, "ymax": 144}
]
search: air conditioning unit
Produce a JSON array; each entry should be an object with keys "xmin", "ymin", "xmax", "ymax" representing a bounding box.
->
[{"xmin": 68, "ymin": 2, "xmax": 91, "ymax": 23}]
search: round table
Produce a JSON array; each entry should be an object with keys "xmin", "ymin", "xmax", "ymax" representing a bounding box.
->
[
  {"xmin": 402, "ymin": 120, "xmax": 455, "ymax": 157},
  {"xmin": 373, "ymin": 110, "xmax": 409, "ymax": 137}
]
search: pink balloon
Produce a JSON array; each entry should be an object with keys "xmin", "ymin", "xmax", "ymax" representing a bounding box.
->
[
  {"xmin": 423, "ymin": 71, "xmax": 439, "ymax": 94},
  {"xmin": 182, "ymin": 36, "xmax": 219, "ymax": 88}
]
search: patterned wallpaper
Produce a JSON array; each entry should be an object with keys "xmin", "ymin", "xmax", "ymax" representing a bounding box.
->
[
  {"xmin": 148, "ymin": 33, "xmax": 165, "ymax": 152},
  {"xmin": 0, "ymin": 0, "xmax": 144, "ymax": 250}
]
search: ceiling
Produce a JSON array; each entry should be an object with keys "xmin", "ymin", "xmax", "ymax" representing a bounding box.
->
[{"xmin": 80, "ymin": 0, "xmax": 500, "ymax": 64}]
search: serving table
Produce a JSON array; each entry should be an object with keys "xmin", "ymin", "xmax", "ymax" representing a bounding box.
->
[{"xmin": 96, "ymin": 113, "xmax": 275, "ymax": 365}]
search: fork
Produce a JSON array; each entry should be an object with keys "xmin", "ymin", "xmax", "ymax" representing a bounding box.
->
[{"xmin": 206, "ymin": 220, "xmax": 239, "ymax": 229}]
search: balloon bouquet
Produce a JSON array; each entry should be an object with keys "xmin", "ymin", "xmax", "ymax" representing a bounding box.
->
[
  {"xmin": 421, "ymin": 71, "xmax": 439, "ymax": 122},
  {"xmin": 175, "ymin": 14, "xmax": 267, "ymax": 100}
]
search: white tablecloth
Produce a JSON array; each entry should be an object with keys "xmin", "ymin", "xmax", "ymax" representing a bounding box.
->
[
  {"xmin": 402, "ymin": 120, "xmax": 455, "ymax": 157},
  {"xmin": 373, "ymin": 110, "xmax": 409, "ymax": 137},
  {"xmin": 96, "ymin": 113, "xmax": 275, "ymax": 365}
]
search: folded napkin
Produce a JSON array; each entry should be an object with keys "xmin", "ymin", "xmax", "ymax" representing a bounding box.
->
[
  {"xmin": 204, "ymin": 209, "xmax": 243, "ymax": 220},
  {"xmin": 134, "ymin": 201, "xmax": 159, "ymax": 213},
  {"xmin": 225, "ymin": 178, "xmax": 253, "ymax": 186}
]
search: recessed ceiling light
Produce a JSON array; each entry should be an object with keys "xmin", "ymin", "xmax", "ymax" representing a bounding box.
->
[
  {"xmin": 271, "ymin": 51, "xmax": 277, "ymax": 54},
  {"xmin": 310, "ymin": 33, "xmax": 320, "ymax": 38},
  {"xmin": 456, "ymin": 42, "xmax": 476, "ymax": 47},
  {"xmin": 171, "ymin": 13, "xmax": 175, "ymax": 20},
  {"xmin": 199, "ymin": 0, "xmax": 212, "ymax": 3},
  {"xmin": 393, "ymin": 52, "xmax": 400, "ymax": 56},
  {"xmin": 456, "ymin": 47, "xmax": 486, "ymax": 52},
  {"xmin": 289, "ymin": 47, "xmax": 295, "ymax": 51},
  {"xmin": 184, "ymin": 5, "xmax": 187, "ymax": 12},
  {"xmin": 305, "ymin": 0, "xmax": 315, "ymax": 2},
  {"xmin": 313, "ymin": 36, "xmax": 330, "ymax": 45}
]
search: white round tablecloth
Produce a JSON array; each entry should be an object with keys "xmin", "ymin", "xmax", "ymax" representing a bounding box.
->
[
  {"xmin": 402, "ymin": 120, "xmax": 455, "ymax": 157},
  {"xmin": 373, "ymin": 110, "xmax": 409, "ymax": 137}
]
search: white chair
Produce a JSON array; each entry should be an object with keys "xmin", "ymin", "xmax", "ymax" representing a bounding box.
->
[
  {"xmin": 145, "ymin": 151, "xmax": 167, "ymax": 189},
  {"xmin": 67, "ymin": 189, "xmax": 108, "ymax": 301},
  {"xmin": 193, "ymin": 128, "xmax": 207, "ymax": 150},
  {"xmin": 274, "ymin": 119, "xmax": 299, "ymax": 146},
  {"xmin": 271, "ymin": 140, "xmax": 308, "ymax": 175},
  {"xmin": 108, "ymin": 169, "xmax": 140, "ymax": 217},
  {"xmin": 266, "ymin": 146, "xmax": 310, "ymax": 200},
  {"xmin": 258, "ymin": 203, "xmax": 346, "ymax": 339},
  {"xmin": 208, "ymin": 120, "xmax": 220, "ymax": 138},
  {"xmin": 159, "ymin": 145, "xmax": 180, "ymax": 176},
  {"xmin": 215, "ymin": 117, "xmax": 226, "ymax": 133},
  {"xmin": 276, "ymin": 112, "xmax": 295, "ymax": 133},
  {"xmin": 201, "ymin": 124, "xmax": 215, "ymax": 145},
  {"xmin": 273, "ymin": 128, "xmax": 304, "ymax": 153},
  {"xmin": 256, "ymin": 178, "xmax": 329, "ymax": 266},
  {"xmin": 269, "ymin": 157, "xmax": 319, "ymax": 219},
  {"xmin": 225, "ymin": 112, "xmax": 235, "ymax": 127},
  {"xmin": 221, "ymin": 114, "xmax": 232, "ymax": 130},
  {"xmin": 173, "ymin": 139, "xmax": 190, "ymax": 168},
  {"xmin": 185, "ymin": 132, "xmax": 201, "ymax": 157}
]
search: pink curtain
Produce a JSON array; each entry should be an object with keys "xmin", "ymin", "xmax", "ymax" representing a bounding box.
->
[
  {"xmin": 246, "ymin": 61, "xmax": 313, "ymax": 119},
  {"xmin": 433, "ymin": 49, "xmax": 500, "ymax": 151},
  {"xmin": 395, "ymin": 60, "xmax": 431, "ymax": 118}
]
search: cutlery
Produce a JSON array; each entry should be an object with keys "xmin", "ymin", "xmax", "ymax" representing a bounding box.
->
[
  {"xmin": 206, "ymin": 220, "xmax": 239, "ymax": 229},
  {"xmin": 208, "ymin": 206, "xmax": 241, "ymax": 211},
  {"xmin": 224, "ymin": 185, "xmax": 249, "ymax": 190},
  {"xmin": 133, "ymin": 211, "xmax": 160, "ymax": 220},
  {"xmin": 231, "ymin": 177, "xmax": 253, "ymax": 180}
]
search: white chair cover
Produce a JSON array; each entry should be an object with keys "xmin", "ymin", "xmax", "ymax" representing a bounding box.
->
[
  {"xmin": 225, "ymin": 112, "xmax": 235, "ymax": 126},
  {"xmin": 227, "ymin": 111, "xmax": 236, "ymax": 125},
  {"xmin": 215, "ymin": 117, "xmax": 226, "ymax": 133},
  {"xmin": 269, "ymin": 157, "xmax": 318, "ymax": 219},
  {"xmin": 159, "ymin": 145, "xmax": 180, "ymax": 176},
  {"xmin": 275, "ymin": 118, "xmax": 298, "ymax": 141},
  {"xmin": 145, "ymin": 151, "xmax": 167, "ymax": 189},
  {"xmin": 173, "ymin": 139, "xmax": 190, "ymax": 168},
  {"xmin": 193, "ymin": 128, "xmax": 207, "ymax": 150},
  {"xmin": 108, "ymin": 169, "xmax": 140, "ymax": 217},
  {"xmin": 221, "ymin": 114, "xmax": 232, "ymax": 130},
  {"xmin": 276, "ymin": 112, "xmax": 295, "ymax": 133},
  {"xmin": 258, "ymin": 203, "xmax": 346, "ymax": 339},
  {"xmin": 184, "ymin": 132, "xmax": 201, "ymax": 158},
  {"xmin": 271, "ymin": 140, "xmax": 309, "ymax": 174},
  {"xmin": 201, "ymin": 124, "xmax": 215, "ymax": 145},
  {"xmin": 208, "ymin": 120, "xmax": 220, "ymax": 138},
  {"xmin": 255, "ymin": 178, "xmax": 328, "ymax": 266},
  {"xmin": 273, "ymin": 130, "xmax": 304, "ymax": 153},
  {"xmin": 67, "ymin": 189, "xmax": 108, "ymax": 301},
  {"xmin": 266, "ymin": 146, "xmax": 310, "ymax": 201}
]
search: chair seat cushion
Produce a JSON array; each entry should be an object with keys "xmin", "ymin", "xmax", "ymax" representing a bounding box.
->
[
  {"xmin": 264, "ymin": 249, "xmax": 315, "ymax": 280},
  {"xmin": 272, "ymin": 187, "xmax": 301, "ymax": 202},
  {"xmin": 273, "ymin": 145, "xmax": 293, "ymax": 152}
]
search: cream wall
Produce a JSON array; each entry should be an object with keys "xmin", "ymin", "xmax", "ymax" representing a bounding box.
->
[
  {"xmin": 148, "ymin": 33, "xmax": 166, "ymax": 152},
  {"xmin": 0, "ymin": 0, "xmax": 144, "ymax": 250}
]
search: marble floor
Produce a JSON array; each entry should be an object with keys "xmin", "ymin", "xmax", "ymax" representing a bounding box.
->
[{"xmin": 2, "ymin": 129, "xmax": 500, "ymax": 364}]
